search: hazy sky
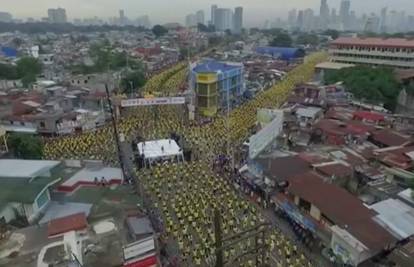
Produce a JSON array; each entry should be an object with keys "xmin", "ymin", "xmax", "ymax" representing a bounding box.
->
[{"xmin": 2, "ymin": 0, "xmax": 414, "ymax": 27}]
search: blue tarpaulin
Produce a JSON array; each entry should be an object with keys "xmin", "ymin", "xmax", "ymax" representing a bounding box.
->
[{"xmin": 1, "ymin": 47, "xmax": 17, "ymax": 58}]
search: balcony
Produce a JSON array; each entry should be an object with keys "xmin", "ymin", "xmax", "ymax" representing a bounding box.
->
[
  {"xmin": 329, "ymin": 48, "xmax": 414, "ymax": 59},
  {"xmin": 331, "ymin": 56, "xmax": 414, "ymax": 68}
]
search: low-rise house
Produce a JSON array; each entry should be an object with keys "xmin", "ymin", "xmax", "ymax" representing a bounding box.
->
[
  {"xmin": 274, "ymin": 172, "xmax": 396, "ymax": 266},
  {"xmin": 0, "ymin": 159, "xmax": 62, "ymax": 224}
]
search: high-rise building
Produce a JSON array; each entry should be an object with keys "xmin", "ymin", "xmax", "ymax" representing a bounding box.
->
[
  {"xmin": 119, "ymin": 9, "xmax": 127, "ymax": 25},
  {"xmin": 303, "ymin": 8, "xmax": 315, "ymax": 32},
  {"xmin": 47, "ymin": 8, "xmax": 67, "ymax": 23},
  {"xmin": 364, "ymin": 14, "xmax": 380, "ymax": 33},
  {"xmin": 185, "ymin": 14, "xmax": 197, "ymax": 27},
  {"xmin": 211, "ymin": 5, "xmax": 218, "ymax": 25},
  {"xmin": 136, "ymin": 15, "xmax": 151, "ymax": 28},
  {"xmin": 288, "ymin": 9, "xmax": 297, "ymax": 28},
  {"xmin": 320, "ymin": 0, "xmax": 330, "ymax": 29},
  {"xmin": 0, "ymin": 12, "xmax": 13, "ymax": 23},
  {"xmin": 233, "ymin": 7, "xmax": 243, "ymax": 34},
  {"xmin": 339, "ymin": 0, "xmax": 351, "ymax": 30},
  {"xmin": 297, "ymin": 10, "xmax": 304, "ymax": 30},
  {"xmin": 379, "ymin": 7, "xmax": 387, "ymax": 33},
  {"xmin": 196, "ymin": 10, "xmax": 205, "ymax": 25},
  {"xmin": 214, "ymin": 8, "xmax": 233, "ymax": 31}
]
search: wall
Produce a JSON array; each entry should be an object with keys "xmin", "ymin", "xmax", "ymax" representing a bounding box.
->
[
  {"xmin": 0, "ymin": 204, "xmax": 16, "ymax": 223},
  {"xmin": 310, "ymin": 205, "xmax": 321, "ymax": 220},
  {"xmin": 331, "ymin": 229, "xmax": 374, "ymax": 266},
  {"xmin": 396, "ymin": 89, "xmax": 414, "ymax": 116},
  {"xmin": 24, "ymin": 188, "xmax": 51, "ymax": 223}
]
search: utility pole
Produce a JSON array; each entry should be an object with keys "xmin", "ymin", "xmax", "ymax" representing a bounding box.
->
[
  {"xmin": 214, "ymin": 210, "xmax": 270, "ymax": 267},
  {"xmin": 105, "ymin": 84, "xmax": 128, "ymax": 182},
  {"xmin": 214, "ymin": 209, "xmax": 223, "ymax": 267}
]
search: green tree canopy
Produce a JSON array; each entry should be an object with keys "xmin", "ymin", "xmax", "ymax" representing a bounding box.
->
[
  {"xmin": 323, "ymin": 29, "xmax": 339, "ymax": 39},
  {"xmin": 152, "ymin": 25, "xmax": 168, "ymax": 37},
  {"xmin": 121, "ymin": 71, "xmax": 146, "ymax": 95},
  {"xmin": 8, "ymin": 133, "xmax": 43, "ymax": 159},
  {"xmin": 16, "ymin": 57, "xmax": 42, "ymax": 78},
  {"xmin": 324, "ymin": 66, "xmax": 401, "ymax": 111},
  {"xmin": 269, "ymin": 32, "xmax": 293, "ymax": 47},
  {"xmin": 296, "ymin": 33, "xmax": 319, "ymax": 46}
]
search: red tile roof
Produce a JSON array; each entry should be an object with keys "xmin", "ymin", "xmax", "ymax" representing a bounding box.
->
[
  {"xmin": 48, "ymin": 213, "xmax": 87, "ymax": 237},
  {"xmin": 331, "ymin": 37, "xmax": 414, "ymax": 48},
  {"xmin": 287, "ymin": 172, "xmax": 396, "ymax": 251},
  {"xmin": 257, "ymin": 156, "xmax": 311, "ymax": 181},
  {"xmin": 353, "ymin": 111, "xmax": 385, "ymax": 123},
  {"xmin": 371, "ymin": 129, "xmax": 412, "ymax": 147}
]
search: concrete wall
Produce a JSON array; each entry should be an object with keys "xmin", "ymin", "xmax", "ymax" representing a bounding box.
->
[
  {"xmin": 396, "ymin": 89, "xmax": 414, "ymax": 116},
  {"xmin": 0, "ymin": 204, "xmax": 16, "ymax": 223}
]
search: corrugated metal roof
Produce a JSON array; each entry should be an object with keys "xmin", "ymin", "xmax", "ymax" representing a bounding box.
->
[
  {"xmin": 370, "ymin": 199, "xmax": 414, "ymax": 240},
  {"xmin": 193, "ymin": 60, "xmax": 241, "ymax": 73}
]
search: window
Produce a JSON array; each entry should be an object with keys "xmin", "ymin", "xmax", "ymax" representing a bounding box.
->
[
  {"xmin": 40, "ymin": 121, "xmax": 46, "ymax": 128},
  {"xmin": 20, "ymin": 122, "xmax": 25, "ymax": 126}
]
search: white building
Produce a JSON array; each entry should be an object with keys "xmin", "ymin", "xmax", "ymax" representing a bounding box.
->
[
  {"xmin": 233, "ymin": 7, "xmax": 243, "ymax": 34},
  {"xmin": 329, "ymin": 37, "xmax": 414, "ymax": 69}
]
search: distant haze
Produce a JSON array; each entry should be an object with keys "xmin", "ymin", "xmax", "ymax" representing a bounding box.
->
[{"xmin": 2, "ymin": 0, "xmax": 414, "ymax": 27}]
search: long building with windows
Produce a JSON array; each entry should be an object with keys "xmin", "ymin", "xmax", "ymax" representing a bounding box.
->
[
  {"xmin": 190, "ymin": 60, "xmax": 245, "ymax": 117},
  {"xmin": 329, "ymin": 37, "xmax": 414, "ymax": 69}
]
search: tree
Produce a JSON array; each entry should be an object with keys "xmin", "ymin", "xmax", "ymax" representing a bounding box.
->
[
  {"xmin": 0, "ymin": 63, "xmax": 18, "ymax": 80},
  {"xmin": 152, "ymin": 25, "xmax": 168, "ymax": 37},
  {"xmin": 269, "ymin": 32, "xmax": 293, "ymax": 47},
  {"xmin": 16, "ymin": 57, "xmax": 42, "ymax": 79},
  {"xmin": 325, "ymin": 66, "xmax": 401, "ymax": 111},
  {"xmin": 296, "ymin": 33, "xmax": 319, "ymax": 46},
  {"xmin": 323, "ymin": 29, "xmax": 339, "ymax": 40},
  {"xmin": 8, "ymin": 133, "xmax": 43, "ymax": 159},
  {"xmin": 121, "ymin": 71, "xmax": 146, "ymax": 95}
]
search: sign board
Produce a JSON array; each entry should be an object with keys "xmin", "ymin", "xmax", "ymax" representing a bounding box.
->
[
  {"xmin": 123, "ymin": 236, "xmax": 155, "ymax": 261},
  {"xmin": 249, "ymin": 110, "xmax": 284, "ymax": 159},
  {"xmin": 121, "ymin": 97, "xmax": 185, "ymax": 107}
]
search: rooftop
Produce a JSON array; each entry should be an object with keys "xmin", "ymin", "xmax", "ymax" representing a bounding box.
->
[
  {"xmin": 193, "ymin": 60, "xmax": 241, "ymax": 73},
  {"xmin": 370, "ymin": 198, "xmax": 414, "ymax": 240},
  {"xmin": 287, "ymin": 171, "xmax": 396, "ymax": 251},
  {"xmin": 315, "ymin": 61, "xmax": 356, "ymax": 70},
  {"xmin": 257, "ymin": 155, "xmax": 310, "ymax": 181},
  {"xmin": 0, "ymin": 159, "xmax": 61, "ymax": 179},
  {"xmin": 331, "ymin": 37, "xmax": 414, "ymax": 48},
  {"xmin": 47, "ymin": 213, "xmax": 88, "ymax": 237}
]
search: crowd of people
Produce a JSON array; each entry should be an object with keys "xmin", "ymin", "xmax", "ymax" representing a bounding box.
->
[
  {"xmin": 142, "ymin": 161, "xmax": 313, "ymax": 267},
  {"xmin": 43, "ymin": 52, "xmax": 327, "ymax": 266}
]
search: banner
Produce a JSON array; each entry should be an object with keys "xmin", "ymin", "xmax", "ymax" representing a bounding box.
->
[{"xmin": 121, "ymin": 97, "xmax": 185, "ymax": 107}]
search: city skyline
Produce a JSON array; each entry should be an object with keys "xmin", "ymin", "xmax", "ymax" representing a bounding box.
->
[{"xmin": 1, "ymin": 0, "xmax": 414, "ymax": 27}]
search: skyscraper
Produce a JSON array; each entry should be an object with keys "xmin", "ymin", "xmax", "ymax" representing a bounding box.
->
[
  {"xmin": 185, "ymin": 14, "xmax": 197, "ymax": 27},
  {"xmin": 379, "ymin": 7, "xmax": 387, "ymax": 32},
  {"xmin": 233, "ymin": 7, "xmax": 243, "ymax": 34},
  {"xmin": 47, "ymin": 8, "xmax": 67, "ymax": 23},
  {"xmin": 303, "ymin": 8, "xmax": 315, "ymax": 32},
  {"xmin": 211, "ymin": 5, "xmax": 218, "ymax": 25},
  {"xmin": 196, "ymin": 10, "xmax": 205, "ymax": 25},
  {"xmin": 119, "ymin": 9, "xmax": 126, "ymax": 25},
  {"xmin": 320, "ymin": 0, "xmax": 330, "ymax": 29},
  {"xmin": 297, "ymin": 10, "xmax": 304, "ymax": 30},
  {"xmin": 288, "ymin": 9, "xmax": 297, "ymax": 29},
  {"xmin": 0, "ymin": 12, "xmax": 12, "ymax": 23},
  {"xmin": 339, "ymin": 0, "xmax": 351, "ymax": 30},
  {"xmin": 214, "ymin": 8, "xmax": 233, "ymax": 31}
]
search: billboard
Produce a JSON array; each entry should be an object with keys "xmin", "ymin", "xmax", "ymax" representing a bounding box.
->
[
  {"xmin": 249, "ymin": 110, "xmax": 284, "ymax": 159},
  {"xmin": 121, "ymin": 97, "xmax": 185, "ymax": 107}
]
